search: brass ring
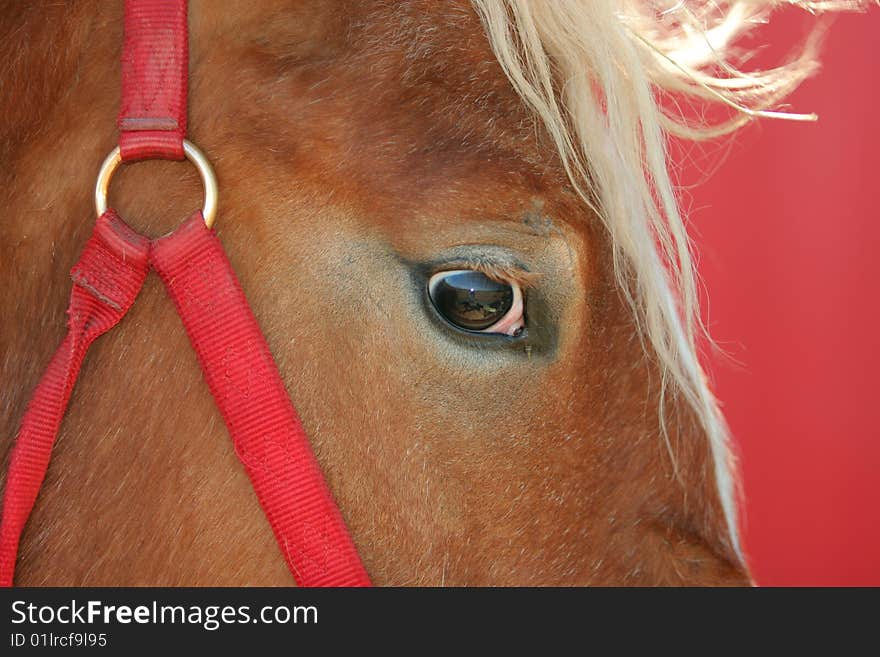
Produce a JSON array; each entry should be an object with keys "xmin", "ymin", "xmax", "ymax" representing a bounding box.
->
[{"xmin": 94, "ymin": 139, "xmax": 219, "ymax": 228}]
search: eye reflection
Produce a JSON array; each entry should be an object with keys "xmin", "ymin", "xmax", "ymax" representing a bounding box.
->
[{"xmin": 427, "ymin": 270, "xmax": 524, "ymax": 336}]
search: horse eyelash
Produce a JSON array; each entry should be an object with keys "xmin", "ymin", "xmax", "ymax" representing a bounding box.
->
[{"xmin": 433, "ymin": 260, "xmax": 542, "ymax": 291}]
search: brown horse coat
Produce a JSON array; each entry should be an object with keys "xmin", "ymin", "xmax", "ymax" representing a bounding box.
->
[{"xmin": 0, "ymin": 0, "xmax": 748, "ymax": 585}]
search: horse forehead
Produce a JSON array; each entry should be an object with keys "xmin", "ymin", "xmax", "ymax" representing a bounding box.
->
[
  {"xmin": 209, "ymin": 0, "xmax": 492, "ymax": 60},
  {"xmin": 196, "ymin": 1, "xmax": 559, "ymax": 234},
  {"xmin": 205, "ymin": 0, "xmax": 530, "ymax": 145}
]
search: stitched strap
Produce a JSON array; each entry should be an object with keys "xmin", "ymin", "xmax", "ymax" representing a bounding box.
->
[
  {"xmin": 151, "ymin": 214, "xmax": 371, "ymax": 587},
  {"xmin": 1, "ymin": 0, "xmax": 370, "ymax": 587},
  {"xmin": 118, "ymin": 0, "xmax": 188, "ymax": 161},
  {"xmin": 0, "ymin": 211, "xmax": 150, "ymax": 586}
]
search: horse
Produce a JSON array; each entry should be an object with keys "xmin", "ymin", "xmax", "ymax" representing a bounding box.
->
[{"xmin": 0, "ymin": 0, "xmax": 862, "ymax": 586}]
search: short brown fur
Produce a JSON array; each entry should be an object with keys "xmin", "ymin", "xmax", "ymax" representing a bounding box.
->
[{"xmin": 0, "ymin": 0, "xmax": 749, "ymax": 585}]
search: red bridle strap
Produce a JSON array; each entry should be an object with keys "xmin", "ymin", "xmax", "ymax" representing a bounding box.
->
[
  {"xmin": 0, "ymin": 211, "xmax": 151, "ymax": 586},
  {"xmin": 0, "ymin": 210, "xmax": 372, "ymax": 586},
  {"xmin": 0, "ymin": 0, "xmax": 370, "ymax": 586},
  {"xmin": 151, "ymin": 214, "xmax": 371, "ymax": 586},
  {"xmin": 118, "ymin": 0, "xmax": 188, "ymax": 161}
]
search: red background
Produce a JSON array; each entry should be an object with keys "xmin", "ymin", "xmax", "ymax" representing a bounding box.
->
[{"xmin": 689, "ymin": 10, "xmax": 880, "ymax": 585}]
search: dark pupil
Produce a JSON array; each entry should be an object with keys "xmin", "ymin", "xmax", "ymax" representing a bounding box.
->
[{"xmin": 429, "ymin": 271, "xmax": 513, "ymax": 331}]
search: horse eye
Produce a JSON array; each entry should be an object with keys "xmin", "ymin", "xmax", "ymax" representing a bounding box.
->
[{"xmin": 427, "ymin": 270, "xmax": 525, "ymax": 336}]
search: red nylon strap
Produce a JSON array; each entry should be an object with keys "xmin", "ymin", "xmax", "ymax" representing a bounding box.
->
[
  {"xmin": 151, "ymin": 214, "xmax": 371, "ymax": 586},
  {"xmin": 118, "ymin": 0, "xmax": 188, "ymax": 161},
  {"xmin": 0, "ymin": 211, "xmax": 150, "ymax": 586},
  {"xmin": 1, "ymin": 0, "xmax": 370, "ymax": 587},
  {"xmin": 0, "ymin": 212, "xmax": 370, "ymax": 586}
]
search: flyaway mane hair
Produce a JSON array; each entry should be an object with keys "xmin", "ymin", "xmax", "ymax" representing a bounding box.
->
[{"xmin": 470, "ymin": 0, "xmax": 872, "ymax": 557}]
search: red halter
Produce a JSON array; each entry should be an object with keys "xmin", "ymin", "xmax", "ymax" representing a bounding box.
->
[{"xmin": 0, "ymin": 0, "xmax": 370, "ymax": 587}]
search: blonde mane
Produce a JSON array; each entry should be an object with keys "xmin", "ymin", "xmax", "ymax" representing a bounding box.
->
[{"xmin": 471, "ymin": 0, "xmax": 871, "ymax": 557}]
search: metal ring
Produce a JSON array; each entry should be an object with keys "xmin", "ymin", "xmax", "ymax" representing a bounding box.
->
[{"xmin": 94, "ymin": 139, "xmax": 219, "ymax": 228}]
